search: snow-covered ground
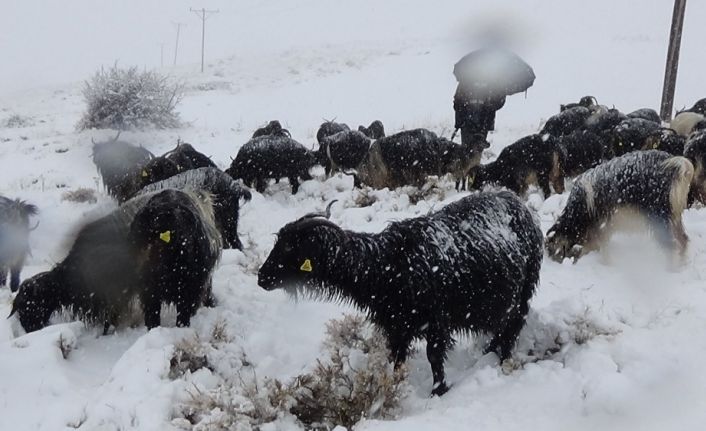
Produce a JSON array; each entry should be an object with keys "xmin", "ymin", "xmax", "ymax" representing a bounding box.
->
[{"xmin": 1, "ymin": 1, "xmax": 706, "ymax": 429}]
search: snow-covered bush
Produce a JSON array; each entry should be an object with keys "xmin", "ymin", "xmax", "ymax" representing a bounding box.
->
[
  {"xmin": 173, "ymin": 314, "xmax": 409, "ymax": 430},
  {"xmin": 61, "ymin": 188, "xmax": 98, "ymax": 204},
  {"xmin": 1, "ymin": 114, "xmax": 33, "ymax": 128},
  {"xmin": 282, "ymin": 314, "xmax": 409, "ymax": 429},
  {"xmin": 77, "ymin": 65, "xmax": 183, "ymax": 130}
]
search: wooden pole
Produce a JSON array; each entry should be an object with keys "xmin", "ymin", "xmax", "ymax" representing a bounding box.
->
[
  {"xmin": 190, "ymin": 8, "xmax": 219, "ymax": 73},
  {"xmin": 172, "ymin": 22, "xmax": 185, "ymax": 66},
  {"xmin": 660, "ymin": 0, "xmax": 687, "ymax": 121}
]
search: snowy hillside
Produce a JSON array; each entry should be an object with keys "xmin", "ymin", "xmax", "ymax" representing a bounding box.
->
[{"xmin": 1, "ymin": 1, "xmax": 706, "ymax": 430}]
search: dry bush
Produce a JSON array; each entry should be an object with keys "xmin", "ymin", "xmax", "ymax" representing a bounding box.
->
[
  {"xmin": 61, "ymin": 188, "xmax": 98, "ymax": 204},
  {"xmin": 77, "ymin": 64, "xmax": 182, "ymax": 130},
  {"xmin": 174, "ymin": 314, "xmax": 409, "ymax": 430},
  {"xmin": 1, "ymin": 114, "xmax": 34, "ymax": 128}
]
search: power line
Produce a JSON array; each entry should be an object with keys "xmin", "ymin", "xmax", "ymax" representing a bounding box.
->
[{"xmin": 190, "ymin": 8, "xmax": 219, "ymax": 73}]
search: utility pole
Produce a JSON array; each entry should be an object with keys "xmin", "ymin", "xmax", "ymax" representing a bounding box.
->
[
  {"xmin": 172, "ymin": 22, "xmax": 186, "ymax": 66},
  {"xmin": 190, "ymin": 7, "xmax": 219, "ymax": 73},
  {"xmin": 660, "ymin": 0, "xmax": 687, "ymax": 121}
]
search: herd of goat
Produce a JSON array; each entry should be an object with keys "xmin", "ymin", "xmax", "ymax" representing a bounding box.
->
[{"xmin": 1, "ymin": 96, "xmax": 706, "ymax": 396}]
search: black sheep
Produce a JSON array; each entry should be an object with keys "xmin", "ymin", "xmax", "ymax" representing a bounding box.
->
[
  {"xmin": 472, "ymin": 134, "xmax": 565, "ymax": 197},
  {"xmin": 546, "ymin": 150, "xmax": 693, "ymax": 262},
  {"xmin": 0, "ymin": 197, "xmax": 38, "ymax": 292},
  {"xmin": 355, "ymin": 128, "xmax": 482, "ymax": 191},
  {"xmin": 316, "ymin": 120, "xmax": 350, "ymax": 144},
  {"xmin": 226, "ymin": 135, "xmax": 317, "ymax": 194},
  {"xmin": 357, "ymin": 120, "xmax": 386, "ymax": 139},
  {"xmin": 139, "ymin": 167, "xmax": 252, "ymax": 249},
  {"xmin": 259, "ymin": 192, "xmax": 543, "ymax": 396},
  {"xmin": 541, "ymin": 106, "xmax": 592, "ymax": 137},
  {"xmin": 129, "ymin": 189, "xmax": 221, "ymax": 328},
  {"xmin": 92, "ymin": 137, "xmax": 154, "ymax": 203},
  {"xmin": 609, "ymin": 117, "xmax": 662, "ymax": 156},
  {"xmin": 10, "ymin": 194, "xmax": 152, "ymax": 333},
  {"xmin": 252, "ymin": 120, "xmax": 291, "ymax": 138},
  {"xmin": 627, "ymin": 108, "xmax": 662, "ymax": 124},
  {"xmin": 318, "ymin": 130, "xmax": 371, "ymax": 177},
  {"xmin": 558, "ymin": 130, "xmax": 611, "ymax": 178}
]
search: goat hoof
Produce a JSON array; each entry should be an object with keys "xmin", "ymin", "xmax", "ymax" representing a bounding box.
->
[{"xmin": 431, "ymin": 382, "xmax": 450, "ymax": 397}]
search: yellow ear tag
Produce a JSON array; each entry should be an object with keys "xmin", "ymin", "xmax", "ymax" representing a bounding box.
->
[
  {"xmin": 159, "ymin": 230, "xmax": 171, "ymax": 243},
  {"xmin": 300, "ymin": 259, "xmax": 313, "ymax": 272},
  {"xmin": 142, "ymin": 170, "xmax": 148, "ymax": 178}
]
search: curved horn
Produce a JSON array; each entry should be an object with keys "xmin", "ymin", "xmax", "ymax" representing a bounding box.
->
[
  {"xmin": 113, "ymin": 131, "xmax": 121, "ymax": 141},
  {"xmin": 7, "ymin": 302, "xmax": 17, "ymax": 319},
  {"xmin": 324, "ymin": 200, "xmax": 337, "ymax": 219},
  {"xmin": 590, "ymin": 96, "xmax": 598, "ymax": 105},
  {"xmin": 29, "ymin": 221, "xmax": 40, "ymax": 231},
  {"xmin": 300, "ymin": 199, "xmax": 339, "ymax": 220}
]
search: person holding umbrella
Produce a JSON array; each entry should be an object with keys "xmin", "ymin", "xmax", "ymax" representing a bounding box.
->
[{"xmin": 452, "ymin": 47, "xmax": 535, "ymax": 145}]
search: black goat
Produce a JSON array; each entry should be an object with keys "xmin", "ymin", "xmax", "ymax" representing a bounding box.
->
[
  {"xmin": 139, "ymin": 167, "xmax": 252, "ymax": 249},
  {"xmin": 685, "ymin": 98, "xmax": 706, "ymax": 116},
  {"xmin": 252, "ymin": 120, "xmax": 291, "ymax": 138},
  {"xmin": 226, "ymin": 135, "xmax": 317, "ymax": 194},
  {"xmin": 0, "ymin": 197, "xmax": 38, "ymax": 292},
  {"xmin": 541, "ymin": 106, "xmax": 592, "ymax": 137},
  {"xmin": 584, "ymin": 108, "xmax": 627, "ymax": 134},
  {"xmin": 644, "ymin": 128, "xmax": 686, "ymax": 155},
  {"xmin": 316, "ymin": 120, "xmax": 350, "ymax": 144},
  {"xmin": 546, "ymin": 150, "xmax": 693, "ymax": 262},
  {"xmin": 357, "ymin": 120, "xmax": 386, "ymax": 139},
  {"xmin": 10, "ymin": 193, "xmax": 152, "ymax": 333},
  {"xmin": 560, "ymin": 95, "xmax": 597, "ymax": 112},
  {"xmin": 472, "ymin": 134, "xmax": 565, "ymax": 197},
  {"xmin": 558, "ymin": 130, "xmax": 611, "ymax": 178},
  {"xmin": 609, "ymin": 118, "xmax": 662, "ymax": 156},
  {"xmin": 627, "ymin": 108, "xmax": 661, "ymax": 124},
  {"xmin": 318, "ymin": 130, "xmax": 370, "ymax": 177},
  {"xmin": 355, "ymin": 128, "xmax": 481, "ymax": 191},
  {"xmin": 129, "ymin": 189, "xmax": 221, "ymax": 328},
  {"xmin": 137, "ymin": 142, "xmax": 216, "ymax": 192},
  {"xmin": 259, "ymin": 192, "xmax": 543, "ymax": 396},
  {"xmin": 163, "ymin": 142, "xmax": 217, "ymax": 172},
  {"xmin": 684, "ymin": 130, "xmax": 706, "ymax": 204},
  {"xmin": 92, "ymin": 137, "xmax": 154, "ymax": 203}
]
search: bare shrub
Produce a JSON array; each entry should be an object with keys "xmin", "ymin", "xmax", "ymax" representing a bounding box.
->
[
  {"xmin": 77, "ymin": 65, "xmax": 183, "ymax": 130},
  {"xmin": 174, "ymin": 314, "xmax": 409, "ymax": 430},
  {"xmin": 61, "ymin": 188, "xmax": 98, "ymax": 204},
  {"xmin": 1, "ymin": 114, "xmax": 34, "ymax": 128}
]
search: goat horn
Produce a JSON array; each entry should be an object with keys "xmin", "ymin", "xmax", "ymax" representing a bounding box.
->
[
  {"xmin": 7, "ymin": 303, "xmax": 17, "ymax": 319},
  {"xmin": 324, "ymin": 200, "xmax": 338, "ymax": 219},
  {"xmin": 113, "ymin": 131, "xmax": 121, "ymax": 141}
]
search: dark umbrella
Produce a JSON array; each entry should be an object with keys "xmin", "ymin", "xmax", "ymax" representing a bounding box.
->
[{"xmin": 453, "ymin": 47, "xmax": 535, "ymax": 98}]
